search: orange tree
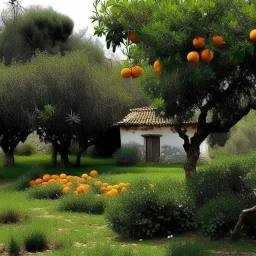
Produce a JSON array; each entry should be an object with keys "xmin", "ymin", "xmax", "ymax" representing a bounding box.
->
[{"xmin": 91, "ymin": 0, "xmax": 256, "ymax": 177}]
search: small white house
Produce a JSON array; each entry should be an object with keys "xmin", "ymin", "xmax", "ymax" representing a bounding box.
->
[{"xmin": 116, "ymin": 107, "xmax": 208, "ymax": 163}]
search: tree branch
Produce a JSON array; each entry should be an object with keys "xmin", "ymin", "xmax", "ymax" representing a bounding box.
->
[{"xmin": 175, "ymin": 124, "xmax": 190, "ymax": 152}]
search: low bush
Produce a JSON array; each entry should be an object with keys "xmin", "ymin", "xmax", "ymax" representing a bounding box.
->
[
  {"xmin": 187, "ymin": 159, "xmax": 255, "ymax": 207},
  {"xmin": 166, "ymin": 241, "xmax": 212, "ymax": 256},
  {"xmin": 8, "ymin": 237, "xmax": 20, "ymax": 256},
  {"xmin": 14, "ymin": 165, "xmax": 44, "ymax": 191},
  {"xmin": 105, "ymin": 179, "xmax": 195, "ymax": 239},
  {"xmin": 113, "ymin": 143, "xmax": 141, "ymax": 166},
  {"xmin": 0, "ymin": 208, "xmax": 28, "ymax": 224},
  {"xmin": 28, "ymin": 183, "xmax": 62, "ymax": 200},
  {"xmin": 15, "ymin": 142, "xmax": 36, "ymax": 156},
  {"xmin": 194, "ymin": 194, "xmax": 256, "ymax": 239},
  {"xmin": 24, "ymin": 231, "xmax": 48, "ymax": 252},
  {"xmin": 59, "ymin": 193, "xmax": 106, "ymax": 214}
]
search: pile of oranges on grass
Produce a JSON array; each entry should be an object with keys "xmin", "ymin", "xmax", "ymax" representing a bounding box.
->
[{"xmin": 29, "ymin": 170, "xmax": 155, "ymax": 197}]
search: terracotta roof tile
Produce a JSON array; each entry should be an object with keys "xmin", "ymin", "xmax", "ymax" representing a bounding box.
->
[{"xmin": 116, "ymin": 107, "xmax": 197, "ymax": 127}]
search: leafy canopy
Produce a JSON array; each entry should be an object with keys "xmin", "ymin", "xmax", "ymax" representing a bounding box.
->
[{"xmin": 92, "ymin": 0, "xmax": 256, "ymax": 129}]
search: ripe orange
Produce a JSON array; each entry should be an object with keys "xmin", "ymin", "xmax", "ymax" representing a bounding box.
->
[
  {"xmin": 121, "ymin": 68, "xmax": 131, "ymax": 78},
  {"xmin": 60, "ymin": 173, "xmax": 67, "ymax": 179},
  {"xmin": 43, "ymin": 174, "xmax": 51, "ymax": 182},
  {"xmin": 131, "ymin": 66, "xmax": 142, "ymax": 78},
  {"xmin": 154, "ymin": 66, "xmax": 161, "ymax": 75},
  {"xmin": 153, "ymin": 60, "xmax": 161, "ymax": 69},
  {"xmin": 83, "ymin": 184, "xmax": 91, "ymax": 192},
  {"xmin": 62, "ymin": 187, "xmax": 70, "ymax": 194},
  {"xmin": 103, "ymin": 183, "xmax": 108, "ymax": 187},
  {"xmin": 213, "ymin": 35, "xmax": 224, "ymax": 47},
  {"xmin": 249, "ymin": 29, "xmax": 256, "ymax": 42},
  {"xmin": 128, "ymin": 33, "xmax": 138, "ymax": 43},
  {"xmin": 51, "ymin": 174, "xmax": 59, "ymax": 180},
  {"xmin": 77, "ymin": 186, "xmax": 85, "ymax": 193},
  {"xmin": 106, "ymin": 185, "xmax": 113, "ymax": 191},
  {"xmin": 81, "ymin": 173, "xmax": 88, "ymax": 179},
  {"xmin": 187, "ymin": 51, "xmax": 200, "ymax": 63},
  {"xmin": 201, "ymin": 49, "xmax": 214, "ymax": 62},
  {"xmin": 193, "ymin": 37, "xmax": 205, "ymax": 48},
  {"xmin": 95, "ymin": 181, "xmax": 103, "ymax": 187},
  {"xmin": 48, "ymin": 179, "xmax": 56, "ymax": 183},
  {"xmin": 111, "ymin": 189, "xmax": 119, "ymax": 196},
  {"xmin": 90, "ymin": 170, "xmax": 98, "ymax": 178},
  {"xmin": 113, "ymin": 185, "xmax": 120, "ymax": 190},
  {"xmin": 35, "ymin": 178, "xmax": 43, "ymax": 185},
  {"xmin": 121, "ymin": 187, "xmax": 127, "ymax": 192},
  {"xmin": 62, "ymin": 179, "xmax": 68, "ymax": 184},
  {"xmin": 106, "ymin": 191, "xmax": 113, "ymax": 197},
  {"xmin": 29, "ymin": 180, "xmax": 36, "ymax": 186},
  {"xmin": 119, "ymin": 182, "xmax": 126, "ymax": 188},
  {"xmin": 74, "ymin": 191, "xmax": 79, "ymax": 195}
]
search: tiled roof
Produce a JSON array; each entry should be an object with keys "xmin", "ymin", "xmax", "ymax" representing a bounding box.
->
[{"xmin": 116, "ymin": 107, "xmax": 197, "ymax": 127}]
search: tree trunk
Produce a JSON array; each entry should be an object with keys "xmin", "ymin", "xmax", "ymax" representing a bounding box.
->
[
  {"xmin": 231, "ymin": 206, "xmax": 256, "ymax": 241},
  {"xmin": 3, "ymin": 150, "xmax": 14, "ymax": 167},
  {"xmin": 51, "ymin": 145, "xmax": 58, "ymax": 167},
  {"xmin": 60, "ymin": 149, "xmax": 70, "ymax": 167},
  {"xmin": 75, "ymin": 145, "xmax": 88, "ymax": 167},
  {"xmin": 184, "ymin": 146, "xmax": 200, "ymax": 178}
]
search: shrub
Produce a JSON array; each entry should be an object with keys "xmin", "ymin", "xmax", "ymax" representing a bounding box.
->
[
  {"xmin": 24, "ymin": 231, "xmax": 48, "ymax": 252},
  {"xmin": 8, "ymin": 237, "xmax": 20, "ymax": 256},
  {"xmin": 59, "ymin": 193, "xmax": 106, "ymax": 214},
  {"xmin": 113, "ymin": 143, "xmax": 141, "ymax": 166},
  {"xmin": 69, "ymin": 140, "xmax": 80, "ymax": 155},
  {"xmin": 86, "ymin": 145, "xmax": 99, "ymax": 158},
  {"xmin": 166, "ymin": 241, "xmax": 211, "ymax": 256},
  {"xmin": 0, "ymin": 208, "xmax": 28, "ymax": 224},
  {"xmin": 15, "ymin": 142, "xmax": 36, "ymax": 156},
  {"xmin": 187, "ymin": 158, "xmax": 255, "ymax": 207},
  {"xmin": 14, "ymin": 165, "xmax": 44, "ymax": 191},
  {"xmin": 194, "ymin": 194, "xmax": 256, "ymax": 239},
  {"xmin": 105, "ymin": 179, "xmax": 195, "ymax": 239},
  {"xmin": 28, "ymin": 183, "xmax": 62, "ymax": 199}
]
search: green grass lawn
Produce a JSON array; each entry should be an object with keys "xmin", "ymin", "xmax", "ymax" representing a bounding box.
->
[{"xmin": 0, "ymin": 154, "xmax": 255, "ymax": 255}]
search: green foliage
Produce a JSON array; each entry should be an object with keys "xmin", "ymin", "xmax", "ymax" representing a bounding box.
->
[
  {"xmin": 0, "ymin": 208, "xmax": 28, "ymax": 224},
  {"xmin": 113, "ymin": 143, "xmax": 141, "ymax": 166},
  {"xmin": 14, "ymin": 165, "xmax": 44, "ymax": 191},
  {"xmin": 59, "ymin": 193, "xmax": 106, "ymax": 214},
  {"xmin": 105, "ymin": 179, "xmax": 195, "ymax": 239},
  {"xmin": 0, "ymin": 7, "xmax": 74, "ymax": 65},
  {"xmin": 194, "ymin": 194, "xmax": 256, "ymax": 239},
  {"xmin": 187, "ymin": 156, "xmax": 256, "ymax": 207},
  {"xmin": 15, "ymin": 142, "xmax": 36, "ymax": 156},
  {"xmin": 28, "ymin": 183, "xmax": 62, "ymax": 200},
  {"xmin": 23, "ymin": 230, "xmax": 48, "ymax": 252},
  {"xmin": 166, "ymin": 241, "xmax": 211, "ymax": 256},
  {"xmin": 8, "ymin": 237, "xmax": 20, "ymax": 256}
]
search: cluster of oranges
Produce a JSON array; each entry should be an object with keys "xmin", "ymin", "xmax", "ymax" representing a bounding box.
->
[
  {"xmin": 121, "ymin": 65, "xmax": 142, "ymax": 78},
  {"xmin": 187, "ymin": 35, "xmax": 223, "ymax": 64},
  {"xmin": 29, "ymin": 170, "xmax": 155, "ymax": 197}
]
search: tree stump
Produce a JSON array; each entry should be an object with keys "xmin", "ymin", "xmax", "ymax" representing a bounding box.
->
[{"xmin": 231, "ymin": 205, "xmax": 256, "ymax": 241}]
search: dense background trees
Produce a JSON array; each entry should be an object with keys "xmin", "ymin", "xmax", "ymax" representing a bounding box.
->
[
  {"xmin": 0, "ymin": 5, "xmax": 149, "ymax": 167},
  {"xmin": 92, "ymin": 0, "xmax": 256, "ymax": 177}
]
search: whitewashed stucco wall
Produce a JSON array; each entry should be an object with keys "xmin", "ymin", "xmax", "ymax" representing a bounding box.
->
[{"xmin": 120, "ymin": 126, "xmax": 208, "ymax": 163}]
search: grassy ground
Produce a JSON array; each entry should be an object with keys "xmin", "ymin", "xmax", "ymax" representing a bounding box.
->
[{"xmin": 0, "ymin": 155, "xmax": 255, "ymax": 255}]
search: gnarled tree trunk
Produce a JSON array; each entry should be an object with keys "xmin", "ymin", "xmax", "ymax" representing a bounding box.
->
[
  {"xmin": 231, "ymin": 206, "xmax": 256, "ymax": 241},
  {"xmin": 75, "ymin": 146, "xmax": 87, "ymax": 167},
  {"xmin": 3, "ymin": 149, "xmax": 15, "ymax": 167},
  {"xmin": 184, "ymin": 146, "xmax": 200, "ymax": 178}
]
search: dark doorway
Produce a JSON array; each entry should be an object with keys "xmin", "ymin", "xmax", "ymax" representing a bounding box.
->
[{"xmin": 144, "ymin": 135, "xmax": 161, "ymax": 162}]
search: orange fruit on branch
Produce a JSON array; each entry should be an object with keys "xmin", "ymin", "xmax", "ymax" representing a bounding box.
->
[
  {"xmin": 212, "ymin": 35, "xmax": 224, "ymax": 47},
  {"xmin": 201, "ymin": 49, "xmax": 214, "ymax": 62},
  {"xmin": 193, "ymin": 37, "xmax": 205, "ymax": 48},
  {"xmin": 153, "ymin": 60, "xmax": 161, "ymax": 69},
  {"xmin": 121, "ymin": 68, "xmax": 132, "ymax": 78},
  {"xmin": 131, "ymin": 66, "xmax": 142, "ymax": 78},
  {"xmin": 249, "ymin": 29, "xmax": 256, "ymax": 42},
  {"xmin": 128, "ymin": 33, "xmax": 138, "ymax": 43},
  {"xmin": 187, "ymin": 51, "xmax": 200, "ymax": 63}
]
